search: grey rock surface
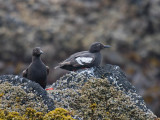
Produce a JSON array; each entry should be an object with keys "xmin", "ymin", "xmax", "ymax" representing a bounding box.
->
[
  {"xmin": 0, "ymin": 75, "xmax": 55, "ymax": 112},
  {"xmin": 48, "ymin": 64, "xmax": 157, "ymax": 119},
  {"xmin": 0, "ymin": 1, "xmax": 160, "ymax": 115}
]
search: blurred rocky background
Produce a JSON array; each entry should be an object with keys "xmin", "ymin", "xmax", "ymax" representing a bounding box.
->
[{"xmin": 0, "ymin": 0, "xmax": 159, "ymax": 117}]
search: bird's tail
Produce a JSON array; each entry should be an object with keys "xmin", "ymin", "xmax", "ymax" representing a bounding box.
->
[{"xmin": 54, "ymin": 61, "xmax": 71, "ymax": 69}]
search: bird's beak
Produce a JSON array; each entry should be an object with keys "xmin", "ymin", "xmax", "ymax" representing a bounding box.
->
[
  {"xmin": 104, "ymin": 45, "xmax": 111, "ymax": 48},
  {"xmin": 40, "ymin": 50, "xmax": 44, "ymax": 54}
]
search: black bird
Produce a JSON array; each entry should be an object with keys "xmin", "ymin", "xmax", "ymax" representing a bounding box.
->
[
  {"xmin": 55, "ymin": 42, "xmax": 111, "ymax": 71},
  {"xmin": 22, "ymin": 47, "xmax": 49, "ymax": 89}
]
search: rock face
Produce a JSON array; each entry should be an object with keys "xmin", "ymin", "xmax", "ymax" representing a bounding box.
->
[
  {"xmin": 48, "ymin": 64, "xmax": 157, "ymax": 120},
  {"xmin": 0, "ymin": 75, "xmax": 55, "ymax": 114},
  {"xmin": 0, "ymin": 65, "xmax": 158, "ymax": 119},
  {"xmin": 0, "ymin": 1, "xmax": 160, "ymax": 115}
]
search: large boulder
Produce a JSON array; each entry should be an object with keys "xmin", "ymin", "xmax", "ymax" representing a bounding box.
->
[
  {"xmin": 0, "ymin": 75, "xmax": 55, "ymax": 114},
  {"xmin": 48, "ymin": 64, "xmax": 157, "ymax": 120}
]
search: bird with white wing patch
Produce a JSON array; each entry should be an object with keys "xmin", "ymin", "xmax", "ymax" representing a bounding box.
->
[
  {"xmin": 55, "ymin": 42, "xmax": 111, "ymax": 71},
  {"xmin": 75, "ymin": 57, "xmax": 93, "ymax": 65}
]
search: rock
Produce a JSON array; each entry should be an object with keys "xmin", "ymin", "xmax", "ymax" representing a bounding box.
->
[
  {"xmin": 0, "ymin": 75, "xmax": 55, "ymax": 114},
  {"xmin": 48, "ymin": 64, "xmax": 157, "ymax": 119},
  {"xmin": 0, "ymin": 0, "xmax": 160, "ymax": 116}
]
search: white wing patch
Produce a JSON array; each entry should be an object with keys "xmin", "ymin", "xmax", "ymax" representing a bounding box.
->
[{"xmin": 75, "ymin": 57, "xmax": 93, "ymax": 65}]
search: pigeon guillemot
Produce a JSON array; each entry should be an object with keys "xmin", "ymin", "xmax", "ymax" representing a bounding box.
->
[
  {"xmin": 22, "ymin": 47, "xmax": 49, "ymax": 89},
  {"xmin": 55, "ymin": 42, "xmax": 111, "ymax": 71}
]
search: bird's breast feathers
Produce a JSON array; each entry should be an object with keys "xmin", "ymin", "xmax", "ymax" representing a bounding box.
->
[{"xmin": 75, "ymin": 57, "xmax": 93, "ymax": 65}]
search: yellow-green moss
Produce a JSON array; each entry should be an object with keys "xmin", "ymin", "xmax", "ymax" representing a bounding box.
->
[
  {"xmin": 34, "ymin": 112, "xmax": 44, "ymax": 120},
  {"xmin": 44, "ymin": 108, "xmax": 74, "ymax": 120},
  {"xmin": 25, "ymin": 107, "xmax": 36, "ymax": 119},
  {"xmin": 0, "ymin": 109, "xmax": 5, "ymax": 119},
  {"xmin": 0, "ymin": 108, "xmax": 74, "ymax": 120},
  {"xmin": 90, "ymin": 103, "xmax": 97, "ymax": 110},
  {"xmin": 0, "ymin": 93, "xmax": 4, "ymax": 97},
  {"xmin": 6, "ymin": 111, "xmax": 23, "ymax": 120}
]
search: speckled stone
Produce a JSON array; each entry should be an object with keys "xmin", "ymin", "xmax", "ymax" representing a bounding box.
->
[
  {"xmin": 0, "ymin": 75, "xmax": 55, "ymax": 112},
  {"xmin": 49, "ymin": 64, "xmax": 157, "ymax": 120}
]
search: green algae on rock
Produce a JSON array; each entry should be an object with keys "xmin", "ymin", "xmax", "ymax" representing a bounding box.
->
[{"xmin": 48, "ymin": 64, "xmax": 157, "ymax": 120}]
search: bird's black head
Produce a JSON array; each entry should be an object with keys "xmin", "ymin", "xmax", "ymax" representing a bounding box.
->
[
  {"xmin": 32, "ymin": 47, "xmax": 43, "ymax": 57},
  {"xmin": 89, "ymin": 42, "xmax": 111, "ymax": 53}
]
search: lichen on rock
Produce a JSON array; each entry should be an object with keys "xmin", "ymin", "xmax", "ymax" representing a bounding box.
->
[
  {"xmin": 70, "ymin": 78, "xmax": 156, "ymax": 119},
  {"xmin": 48, "ymin": 64, "xmax": 157, "ymax": 120},
  {"xmin": 0, "ymin": 75, "xmax": 55, "ymax": 114},
  {"xmin": 0, "ymin": 64, "xmax": 158, "ymax": 119},
  {"xmin": 0, "ymin": 108, "xmax": 75, "ymax": 120},
  {"xmin": 0, "ymin": 82, "xmax": 48, "ymax": 114}
]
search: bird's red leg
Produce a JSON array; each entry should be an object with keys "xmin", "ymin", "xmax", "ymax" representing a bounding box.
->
[{"xmin": 45, "ymin": 87, "xmax": 54, "ymax": 91}]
